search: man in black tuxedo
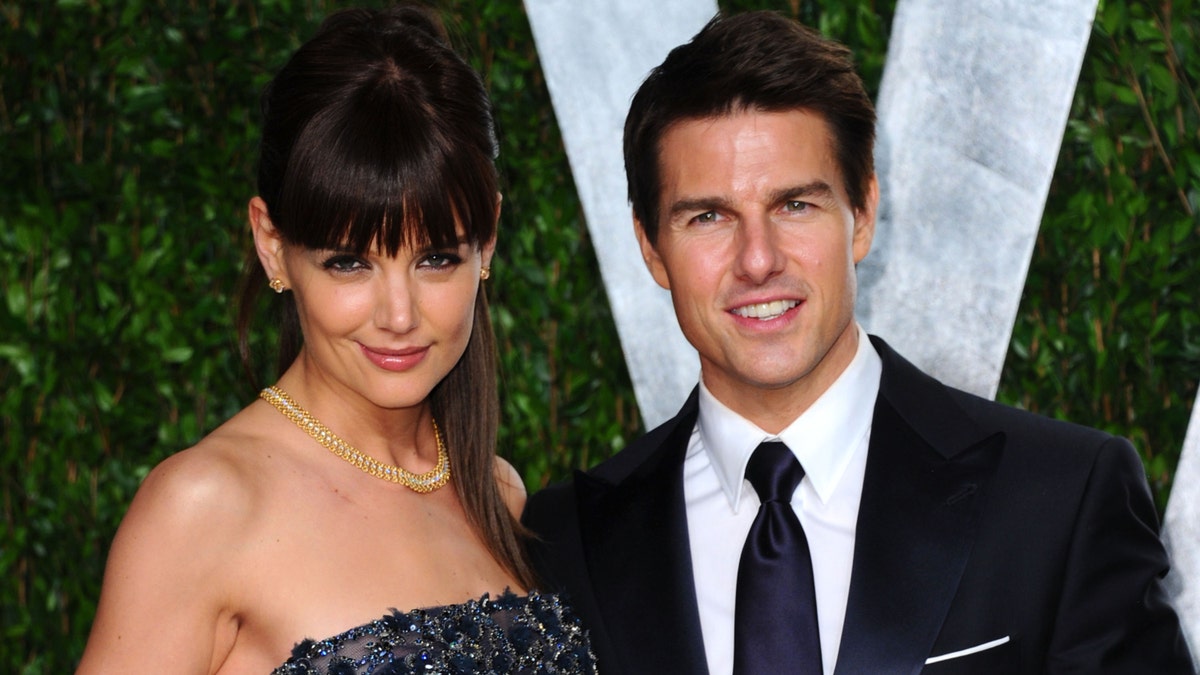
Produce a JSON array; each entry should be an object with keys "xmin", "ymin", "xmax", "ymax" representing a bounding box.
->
[{"xmin": 523, "ymin": 10, "xmax": 1194, "ymax": 674}]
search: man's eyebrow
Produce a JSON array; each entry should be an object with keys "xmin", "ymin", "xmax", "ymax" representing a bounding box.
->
[
  {"xmin": 665, "ymin": 196, "xmax": 733, "ymax": 220},
  {"xmin": 767, "ymin": 181, "xmax": 835, "ymax": 205},
  {"xmin": 664, "ymin": 181, "xmax": 837, "ymax": 220}
]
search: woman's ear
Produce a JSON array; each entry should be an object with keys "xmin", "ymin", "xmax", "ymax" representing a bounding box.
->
[
  {"xmin": 249, "ymin": 196, "xmax": 288, "ymax": 287},
  {"xmin": 482, "ymin": 192, "xmax": 501, "ymax": 270},
  {"xmin": 481, "ymin": 235, "xmax": 497, "ymax": 271}
]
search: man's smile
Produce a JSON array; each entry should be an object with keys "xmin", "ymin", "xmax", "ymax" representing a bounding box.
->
[{"xmin": 730, "ymin": 299, "xmax": 801, "ymax": 321}]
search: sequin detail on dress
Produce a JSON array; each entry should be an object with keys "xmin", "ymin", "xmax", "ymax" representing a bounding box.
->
[{"xmin": 272, "ymin": 591, "xmax": 595, "ymax": 675}]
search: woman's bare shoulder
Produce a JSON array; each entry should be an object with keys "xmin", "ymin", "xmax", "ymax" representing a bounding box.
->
[
  {"xmin": 493, "ymin": 456, "xmax": 527, "ymax": 518},
  {"xmin": 76, "ymin": 403, "xmax": 286, "ymax": 673},
  {"xmin": 130, "ymin": 407, "xmax": 274, "ymax": 530}
]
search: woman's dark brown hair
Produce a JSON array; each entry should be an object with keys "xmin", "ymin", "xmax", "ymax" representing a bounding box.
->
[{"xmin": 236, "ymin": 4, "xmax": 533, "ymax": 589}]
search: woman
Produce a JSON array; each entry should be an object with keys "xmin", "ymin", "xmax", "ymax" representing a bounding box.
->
[{"xmin": 76, "ymin": 6, "xmax": 594, "ymax": 674}]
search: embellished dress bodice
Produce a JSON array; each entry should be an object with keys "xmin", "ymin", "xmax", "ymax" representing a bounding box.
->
[{"xmin": 271, "ymin": 591, "xmax": 595, "ymax": 675}]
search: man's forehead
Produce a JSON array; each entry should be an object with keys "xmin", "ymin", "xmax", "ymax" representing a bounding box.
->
[{"xmin": 656, "ymin": 111, "xmax": 844, "ymax": 195}]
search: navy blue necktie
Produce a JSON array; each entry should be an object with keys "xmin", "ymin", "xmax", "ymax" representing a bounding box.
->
[{"xmin": 732, "ymin": 441, "xmax": 823, "ymax": 675}]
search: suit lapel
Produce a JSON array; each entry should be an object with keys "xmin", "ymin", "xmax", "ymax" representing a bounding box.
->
[
  {"xmin": 575, "ymin": 392, "xmax": 710, "ymax": 674},
  {"xmin": 835, "ymin": 338, "xmax": 1005, "ymax": 675}
]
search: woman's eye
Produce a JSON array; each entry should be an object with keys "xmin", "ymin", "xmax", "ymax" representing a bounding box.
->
[
  {"xmin": 321, "ymin": 255, "xmax": 368, "ymax": 272},
  {"xmin": 420, "ymin": 252, "xmax": 463, "ymax": 270}
]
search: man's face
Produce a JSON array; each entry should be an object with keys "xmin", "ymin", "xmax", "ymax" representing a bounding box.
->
[{"xmin": 636, "ymin": 109, "xmax": 877, "ymax": 428}]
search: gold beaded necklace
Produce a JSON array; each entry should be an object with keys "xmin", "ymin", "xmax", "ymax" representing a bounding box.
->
[{"xmin": 259, "ymin": 385, "xmax": 451, "ymax": 493}]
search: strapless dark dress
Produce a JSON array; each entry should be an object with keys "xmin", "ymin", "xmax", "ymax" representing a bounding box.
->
[{"xmin": 271, "ymin": 591, "xmax": 595, "ymax": 674}]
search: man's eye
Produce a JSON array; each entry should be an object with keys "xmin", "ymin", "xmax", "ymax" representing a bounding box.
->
[
  {"xmin": 785, "ymin": 200, "xmax": 810, "ymax": 212},
  {"xmin": 693, "ymin": 211, "xmax": 718, "ymax": 224}
]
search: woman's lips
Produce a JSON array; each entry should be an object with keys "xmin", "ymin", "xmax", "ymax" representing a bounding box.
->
[{"xmin": 360, "ymin": 343, "xmax": 429, "ymax": 372}]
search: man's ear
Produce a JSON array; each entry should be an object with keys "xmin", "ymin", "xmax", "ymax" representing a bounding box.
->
[
  {"xmin": 249, "ymin": 196, "xmax": 288, "ymax": 285},
  {"xmin": 852, "ymin": 174, "xmax": 879, "ymax": 264},
  {"xmin": 634, "ymin": 212, "xmax": 670, "ymax": 290}
]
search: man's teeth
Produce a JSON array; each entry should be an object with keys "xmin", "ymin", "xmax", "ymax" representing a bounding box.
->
[{"xmin": 733, "ymin": 300, "xmax": 799, "ymax": 320}]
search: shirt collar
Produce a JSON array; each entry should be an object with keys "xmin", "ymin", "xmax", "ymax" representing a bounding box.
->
[{"xmin": 697, "ymin": 325, "xmax": 882, "ymax": 511}]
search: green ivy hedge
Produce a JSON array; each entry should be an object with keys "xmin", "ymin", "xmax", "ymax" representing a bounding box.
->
[
  {"xmin": 1, "ymin": 1, "xmax": 1195, "ymax": 672},
  {"xmin": 1002, "ymin": 0, "xmax": 1200, "ymax": 511}
]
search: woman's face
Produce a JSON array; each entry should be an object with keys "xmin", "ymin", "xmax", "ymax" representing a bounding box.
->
[{"xmin": 252, "ymin": 198, "xmax": 495, "ymax": 411}]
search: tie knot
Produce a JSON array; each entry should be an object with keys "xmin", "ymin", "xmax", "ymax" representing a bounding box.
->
[{"xmin": 745, "ymin": 441, "xmax": 804, "ymax": 503}]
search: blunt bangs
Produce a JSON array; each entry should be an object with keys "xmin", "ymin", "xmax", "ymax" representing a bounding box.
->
[{"xmin": 274, "ymin": 75, "xmax": 497, "ymax": 257}]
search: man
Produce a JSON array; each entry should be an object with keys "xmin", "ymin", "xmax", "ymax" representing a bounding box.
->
[{"xmin": 523, "ymin": 10, "xmax": 1194, "ymax": 675}]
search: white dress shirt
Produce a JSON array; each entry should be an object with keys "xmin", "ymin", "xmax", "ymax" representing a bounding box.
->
[{"xmin": 684, "ymin": 325, "xmax": 881, "ymax": 675}]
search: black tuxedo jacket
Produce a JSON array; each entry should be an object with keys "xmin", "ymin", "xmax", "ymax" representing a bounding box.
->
[{"xmin": 524, "ymin": 337, "xmax": 1194, "ymax": 674}]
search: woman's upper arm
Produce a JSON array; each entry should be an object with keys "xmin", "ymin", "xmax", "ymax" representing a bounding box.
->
[{"xmin": 76, "ymin": 449, "xmax": 247, "ymax": 674}]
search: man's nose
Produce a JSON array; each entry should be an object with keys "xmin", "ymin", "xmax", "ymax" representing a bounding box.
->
[{"xmin": 734, "ymin": 215, "xmax": 785, "ymax": 284}]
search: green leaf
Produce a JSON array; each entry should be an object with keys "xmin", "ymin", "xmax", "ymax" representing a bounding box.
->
[
  {"xmin": 162, "ymin": 346, "xmax": 194, "ymax": 363},
  {"xmin": 0, "ymin": 343, "xmax": 37, "ymax": 385},
  {"xmin": 1145, "ymin": 63, "xmax": 1177, "ymax": 99}
]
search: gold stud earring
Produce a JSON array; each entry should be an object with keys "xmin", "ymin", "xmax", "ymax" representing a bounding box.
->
[
  {"xmin": 269, "ymin": 278, "xmax": 286, "ymax": 293},
  {"xmin": 480, "ymin": 267, "xmax": 491, "ymax": 281}
]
